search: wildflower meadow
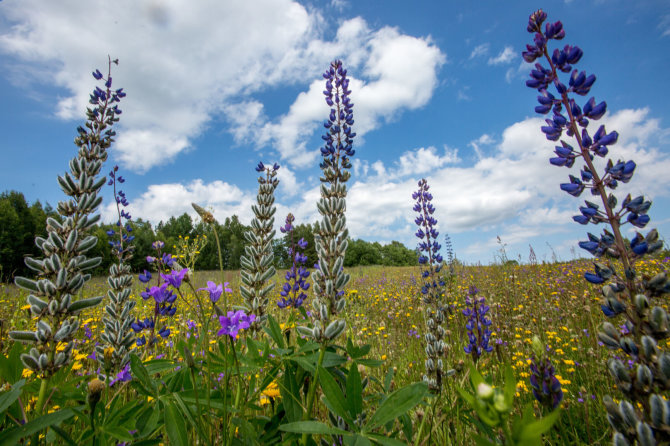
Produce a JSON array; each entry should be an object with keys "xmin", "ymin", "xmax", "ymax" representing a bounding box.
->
[{"xmin": 1, "ymin": 9, "xmax": 670, "ymax": 446}]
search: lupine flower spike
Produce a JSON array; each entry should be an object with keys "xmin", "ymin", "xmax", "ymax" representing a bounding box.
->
[
  {"xmin": 413, "ymin": 178, "xmax": 451, "ymax": 392},
  {"xmin": 299, "ymin": 60, "xmax": 354, "ymax": 343},
  {"xmin": 463, "ymin": 286, "xmax": 493, "ymax": 364},
  {"xmin": 524, "ymin": 10, "xmax": 669, "ymax": 444},
  {"xmin": 529, "ymin": 336, "xmax": 563, "ymax": 410},
  {"xmin": 11, "ymin": 58, "xmax": 124, "ymax": 385},
  {"xmin": 239, "ymin": 162, "xmax": 279, "ymax": 336},
  {"xmin": 97, "ymin": 166, "xmax": 136, "ymax": 379},
  {"xmin": 278, "ymin": 213, "xmax": 310, "ymax": 309}
]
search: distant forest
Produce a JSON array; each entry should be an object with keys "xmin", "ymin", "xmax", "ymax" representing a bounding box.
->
[{"xmin": 0, "ymin": 190, "xmax": 419, "ymax": 281}]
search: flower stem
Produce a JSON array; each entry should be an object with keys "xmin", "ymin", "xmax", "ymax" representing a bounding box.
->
[
  {"xmin": 36, "ymin": 376, "xmax": 50, "ymax": 415},
  {"xmin": 210, "ymin": 223, "xmax": 227, "ymax": 313},
  {"xmin": 301, "ymin": 343, "xmax": 327, "ymax": 446}
]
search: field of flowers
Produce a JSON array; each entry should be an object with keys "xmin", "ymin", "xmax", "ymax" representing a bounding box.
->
[
  {"xmin": 1, "ymin": 255, "xmax": 668, "ymax": 444},
  {"xmin": 1, "ymin": 9, "xmax": 669, "ymax": 445}
]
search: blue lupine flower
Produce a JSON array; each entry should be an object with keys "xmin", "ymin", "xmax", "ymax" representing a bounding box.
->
[
  {"xmin": 412, "ymin": 178, "xmax": 449, "ymax": 391},
  {"xmin": 530, "ymin": 354, "xmax": 563, "ymax": 410},
  {"xmin": 278, "ymin": 213, "xmax": 310, "ymax": 309},
  {"xmin": 462, "ymin": 286, "xmax": 493, "ymax": 364},
  {"xmin": 523, "ymin": 8, "xmax": 659, "ymax": 301},
  {"xmin": 138, "ymin": 270, "xmax": 152, "ymax": 283}
]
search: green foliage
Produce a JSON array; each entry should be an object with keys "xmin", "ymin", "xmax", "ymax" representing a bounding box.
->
[
  {"xmin": 0, "ymin": 192, "xmax": 57, "ymax": 280},
  {"xmin": 457, "ymin": 365, "xmax": 560, "ymax": 445}
]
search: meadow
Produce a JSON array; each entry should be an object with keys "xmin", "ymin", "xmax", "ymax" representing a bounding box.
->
[
  {"xmin": 2, "ymin": 254, "xmax": 669, "ymax": 444},
  {"xmin": 1, "ymin": 9, "xmax": 668, "ymax": 445}
]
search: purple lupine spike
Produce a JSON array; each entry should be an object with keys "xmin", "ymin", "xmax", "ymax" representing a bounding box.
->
[{"xmin": 278, "ymin": 213, "xmax": 310, "ymax": 309}]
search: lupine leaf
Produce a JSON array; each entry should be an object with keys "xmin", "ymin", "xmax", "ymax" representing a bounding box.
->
[
  {"xmin": 318, "ymin": 366, "xmax": 353, "ymax": 426},
  {"xmin": 130, "ymin": 354, "xmax": 156, "ymax": 396},
  {"xmin": 346, "ymin": 362, "xmax": 363, "ymax": 417},
  {"xmin": 281, "ymin": 364, "xmax": 303, "ymax": 422},
  {"xmin": 364, "ymin": 382, "xmax": 428, "ymax": 431},
  {"xmin": 518, "ymin": 408, "xmax": 561, "ymax": 440},
  {"xmin": 279, "ymin": 421, "xmax": 349, "ymax": 435},
  {"xmin": 0, "ymin": 379, "xmax": 24, "ymax": 414},
  {"xmin": 163, "ymin": 400, "xmax": 188, "ymax": 446},
  {"xmin": 0, "ymin": 342, "xmax": 24, "ymax": 385},
  {"xmin": 366, "ymin": 433, "xmax": 406, "ymax": 446},
  {"xmin": 0, "ymin": 408, "xmax": 74, "ymax": 446}
]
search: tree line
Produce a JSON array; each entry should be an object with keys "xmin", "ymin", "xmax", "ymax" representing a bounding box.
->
[{"xmin": 0, "ymin": 191, "xmax": 419, "ymax": 280}]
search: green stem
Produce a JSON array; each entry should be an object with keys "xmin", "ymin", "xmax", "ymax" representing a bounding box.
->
[
  {"xmin": 210, "ymin": 223, "xmax": 227, "ymax": 313},
  {"xmin": 184, "ymin": 282, "xmax": 213, "ymax": 442},
  {"xmin": 414, "ymin": 410, "xmax": 428, "ymax": 446},
  {"xmin": 31, "ymin": 377, "xmax": 51, "ymax": 445},
  {"xmin": 36, "ymin": 377, "xmax": 50, "ymax": 415},
  {"xmin": 189, "ymin": 366, "xmax": 209, "ymax": 443},
  {"xmin": 300, "ymin": 343, "xmax": 327, "ymax": 446},
  {"xmin": 227, "ymin": 336, "xmax": 244, "ymax": 446},
  {"xmin": 502, "ymin": 417, "xmax": 514, "ymax": 445}
]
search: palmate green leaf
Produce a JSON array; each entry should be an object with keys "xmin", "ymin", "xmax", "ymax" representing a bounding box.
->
[
  {"xmin": 0, "ymin": 379, "xmax": 24, "ymax": 414},
  {"xmin": 318, "ymin": 366, "xmax": 354, "ymax": 426},
  {"xmin": 364, "ymin": 382, "xmax": 429, "ymax": 432},
  {"xmin": 0, "ymin": 408, "xmax": 74, "ymax": 446},
  {"xmin": 279, "ymin": 421, "xmax": 350, "ymax": 435},
  {"xmin": 163, "ymin": 400, "xmax": 188, "ymax": 446}
]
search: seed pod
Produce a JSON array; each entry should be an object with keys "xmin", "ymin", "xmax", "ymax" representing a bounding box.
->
[
  {"xmin": 641, "ymin": 336, "xmax": 658, "ymax": 360},
  {"xmin": 620, "ymin": 338, "xmax": 639, "ymax": 357},
  {"xmin": 634, "ymin": 294, "xmax": 649, "ymax": 313},
  {"xmin": 650, "ymin": 394, "xmax": 664, "ymax": 427},
  {"xmin": 65, "ymin": 229, "xmax": 78, "ymax": 252},
  {"xmin": 619, "ymin": 400, "xmax": 638, "ymax": 428},
  {"xmin": 650, "ymin": 307, "xmax": 669, "ymax": 332},
  {"xmin": 38, "ymin": 354, "xmax": 49, "ymax": 370},
  {"xmin": 37, "ymin": 321, "xmax": 52, "ymax": 338},
  {"xmin": 598, "ymin": 332, "xmax": 620, "ymax": 349},
  {"xmin": 296, "ymin": 326, "xmax": 314, "ymax": 338},
  {"xmin": 613, "ymin": 433, "xmax": 631, "ymax": 446},
  {"xmin": 649, "ymin": 272, "xmax": 667, "ymax": 289},
  {"xmin": 636, "ymin": 364, "xmax": 653, "ymax": 391},
  {"xmin": 636, "ymin": 422, "xmax": 654, "ymax": 446},
  {"xmin": 608, "ymin": 359, "xmax": 632, "ymax": 391},
  {"xmin": 20, "ymin": 354, "xmax": 40, "ymax": 371},
  {"xmin": 9, "ymin": 331, "xmax": 38, "ymax": 343},
  {"xmin": 601, "ymin": 322, "xmax": 620, "ymax": 340}
]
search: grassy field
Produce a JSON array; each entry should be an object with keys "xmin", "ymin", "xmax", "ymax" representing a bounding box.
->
[{"xmin": 1, "ymin": 256, "xmax": 669, "ymax": 444}]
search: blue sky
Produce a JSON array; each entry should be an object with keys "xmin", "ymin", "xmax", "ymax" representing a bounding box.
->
[{"xmin": 1, "ymin": 0, "xmax": 670, "ymax": 264}]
